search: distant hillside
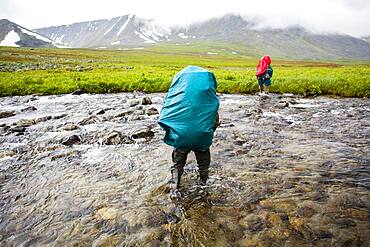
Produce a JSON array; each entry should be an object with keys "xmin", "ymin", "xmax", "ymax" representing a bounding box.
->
[
  {"xmin": 169, "ymin": 14, "xmax": 370, "ymax": 60},
  {"xmin": 0, "ymin": 19, "xmax": 61, "ymax": 48}
]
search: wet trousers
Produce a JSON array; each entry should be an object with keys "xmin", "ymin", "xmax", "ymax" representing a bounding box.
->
[{"xmin": 171, "ymin": 148, "xmax": 210, "ymax": 181}]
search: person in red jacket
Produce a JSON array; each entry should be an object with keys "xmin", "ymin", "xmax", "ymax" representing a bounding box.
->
[{"xmin": 256, "ymin": 55, "xmax": 273, "ymax": 95}]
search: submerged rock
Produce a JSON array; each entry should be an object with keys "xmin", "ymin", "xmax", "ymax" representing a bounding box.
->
[
  {"xmin": 0, "ymin": 111, "xmax": 15, "ymax": 118},
  {"xmin": 296, "ymin": 205, "xmax": 317, "ymax": 218},
  {"xmin": 95, "ymin": 207, "xmax": 119, "ymax": 221},
  {"xmin": 239, "ymin": 215, "xmax": 265, "ymax": 232}
]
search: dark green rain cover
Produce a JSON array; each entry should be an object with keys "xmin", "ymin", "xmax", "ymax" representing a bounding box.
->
[{"xmin": 158, "ymin": 65, "xmax": 219, "ymax": 149}]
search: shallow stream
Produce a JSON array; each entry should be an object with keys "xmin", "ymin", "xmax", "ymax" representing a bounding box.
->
[{"xmin": 0, "ymin": 93, "xmax": 369, "ymax": 246}]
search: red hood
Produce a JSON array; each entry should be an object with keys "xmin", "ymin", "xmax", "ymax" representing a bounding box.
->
[{"xmin": 256, "ymin": 55, "xmax": 272, "ymax": 76}]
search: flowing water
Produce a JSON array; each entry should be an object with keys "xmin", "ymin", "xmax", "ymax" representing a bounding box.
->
[{"xmin": 0, "ymin": 93, "xmax": 369, "ymax": 246}]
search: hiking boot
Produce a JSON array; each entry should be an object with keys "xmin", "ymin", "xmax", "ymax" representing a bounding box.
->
[{"xmin": 199, "ymin": 175, "xmax": 208, "ymax": 186}]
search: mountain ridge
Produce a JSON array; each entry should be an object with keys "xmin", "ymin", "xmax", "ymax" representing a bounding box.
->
[
  {"xmin": 1, "ymin": 14, "xmax": 370, "ymax": 60},
  {"xmin": 0, "ymin": 19, "xmax": 64, "ymax": 48}
]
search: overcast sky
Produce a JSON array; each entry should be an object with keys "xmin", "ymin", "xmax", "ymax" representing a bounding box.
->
[{"xmin": 1, "ymin": 0, "xmax": 369, "ymax": 37}]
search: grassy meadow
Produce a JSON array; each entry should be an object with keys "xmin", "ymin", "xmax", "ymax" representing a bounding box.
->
[{"xmin": 0, "ymin": 45, "xmax": 369, "ymax": 97}]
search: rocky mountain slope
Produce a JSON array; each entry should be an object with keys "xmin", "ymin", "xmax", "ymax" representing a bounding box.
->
[
  {"xmin": 0, "ymin": 19, "xmax": 61, "ymax": 48},
  {"xmin": 35, "ymin": 14, "xmax": 170, "ymax": 48}
]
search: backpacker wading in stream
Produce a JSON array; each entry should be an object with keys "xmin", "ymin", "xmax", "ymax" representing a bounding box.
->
[{"xmin": 158, "ymin": 65, "xmax": 220, "ymax": 197}]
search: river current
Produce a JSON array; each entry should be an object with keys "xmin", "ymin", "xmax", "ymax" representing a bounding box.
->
[{"xmin": 0, "ymin": 93, "xmax": 369, "ymax": 246}]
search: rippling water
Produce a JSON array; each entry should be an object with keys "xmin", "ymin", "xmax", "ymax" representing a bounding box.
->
[{"xmin": 0, "ymin": 93, "xmax": 369, "ymax": 246}]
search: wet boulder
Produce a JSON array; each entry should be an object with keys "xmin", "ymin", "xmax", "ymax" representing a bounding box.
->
[
  {"xmin": 95, "ymin": 109, "xmax": 105, "ymax": 115},
  {"xmin": 52, "ymin": 113, "xmax": 68, "ymax": 120},
  {"xmin": 34, "ymin": 115, "xmax": 52, "ymax": 124},
  {"xmin": 62, "ymin": 123, "xmax": 79, "ymax": 131},
  {"xmin": 7, "ymin": 126, "xmax": 26, "ymax": 134},
  {"xmin": 71, "ymin": 89, "xmax": 87, "ymax": 95},
  {"xmin": 233, "ymin": 137, "xmax": 247, "ymax": 146},
  {"xmin": 277, "ymin": 101, "xmax": 289, "ymax": 108},
  {"xmin": 114, "ymin": 109, "xmax": 134, "ymax": 119},
  {"xmin": 131, "ymin": 127, "xmax": 154, "ymax": 139},
  {"xmin": 146, "ymin": 107, "xmax": 159, "ymax": 116},
  {"xmin": 133, "ymin": 109, "xmax": 145, "ymax": 116},
  {"xmin": 0, "ymin": 110, "xmax": 15, "ymax": 118},
  {"xmin": 16, "ymin": 119, "xmax": 36, "ymax": 127},
  {"xmin": 21, "ymin": 106, "xmax": 37, "ymax": 112},
  {"xmin": 50, "ymin": 150, "xmax": 79, "ymax": 161},
  {"xmin": 102, "ymin": 131, "xmax": 134, "ymax": 145},
  {"xmin": 0, "ymin": 125, "xmax": 9, "ymax": 134},
  {"xmin": 129, "ymin": 99, "xmax": 140, "ymax": 107},
  {"xmin": 281, "ymin": 93, "xmax": 295, "ymax": 98},
  {"xmin": 78, "ymin": 115, "xmax": 99, "ymax": 125},
  {"xmin": 61, "ymin": 134, "xmax": 81, "ymax": 146},
  {"xmin": 102, "ymin": 131, "xmax": 122, "ymax": 145},
  {"xmin": 0, "ymin": 150, "xmax": 16, "ymax": 159},
  {"xmin": 141, "ymin": 96, "xmax": 152, "ymax": 105},
  {"xmin": 128, "ymin": 114, "xmax": 145, "ymax": 121}
]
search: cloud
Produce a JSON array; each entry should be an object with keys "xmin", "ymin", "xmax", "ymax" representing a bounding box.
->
[{"xmin": 1, "ymin": 0, "xmax": 369, "ymax": 37}]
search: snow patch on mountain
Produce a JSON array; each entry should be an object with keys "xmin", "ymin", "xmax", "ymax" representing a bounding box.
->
[
  {"xmin": 140, "ymin": 20, "xmax": 171, "ymax": 41},
  {"xmin": 117, "ymin": 14, "xmax": 134, "ymax": 36},
  {"xmin": 104, "ymin": 16, "xmax": 122, "ymax": 36},
  {"xmin": 21, "ymin": 28, "xmax": 53, "ymax": 42},
  {"xmin": 111, "ymin": 40, "xmax": 120, "ymax": 45},
  {"xmin": 134, "ymin": 30, "xmax": 155, "ymax": 43},
  {"xmin": 54, "ymin": 34, "xmax": 65, "ymax": 44},
  {"xmin": 178, "ymin": 33, "xmax": 188, "ymax": 39},
  {"xmin": 0, "ymin": 30, "xmax": 20, "ymax": 47}
]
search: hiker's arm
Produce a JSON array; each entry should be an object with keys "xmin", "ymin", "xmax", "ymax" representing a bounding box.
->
[
  {"xmin": 213, "ymin": 112, "xmax": 220, "ymax": 131},
  {"xmin": 267, "ymin": 67, "xmax": 273, "ymax": 78}
]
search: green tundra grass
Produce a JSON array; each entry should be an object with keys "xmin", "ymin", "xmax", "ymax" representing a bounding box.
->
[{"xmin": 0, "ymin": 45, "xmax": 369, "ymax": 97}]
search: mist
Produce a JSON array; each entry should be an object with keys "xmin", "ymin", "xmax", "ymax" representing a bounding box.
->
[{"xmin": 1, "ymin": 0, "xmax": 369, "ymax": 37}]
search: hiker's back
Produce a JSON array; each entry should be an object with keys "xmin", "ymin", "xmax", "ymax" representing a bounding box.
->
[{"xmin": 159, "ymin": 66, "xmax": 219, "ymax": 150}]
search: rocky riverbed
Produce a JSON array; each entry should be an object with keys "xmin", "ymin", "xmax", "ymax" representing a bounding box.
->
[{"xmin": 0, "ymin": 92, "xmax": 369, "ymax": 246}]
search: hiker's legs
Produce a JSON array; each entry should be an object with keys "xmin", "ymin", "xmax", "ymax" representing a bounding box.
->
[
  {"xmin": 171, "ymin": 148, "xmax": 190, "ymax": 189},
  {"xmin": 194, "ymin": 148, "xmax": 210, "ymax": 185},
  {"xmin": 259, "ymin": 85, "xmax": 264, "ymax": 93},
  {"xmin": 265, "ymin": 86, "xmax": 269, "ymax": 94}
]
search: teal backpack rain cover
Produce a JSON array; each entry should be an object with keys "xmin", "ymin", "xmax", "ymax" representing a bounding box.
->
[{"xmin": 158, "ymin": 65, "xmax": 219, "ymax": 149}]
